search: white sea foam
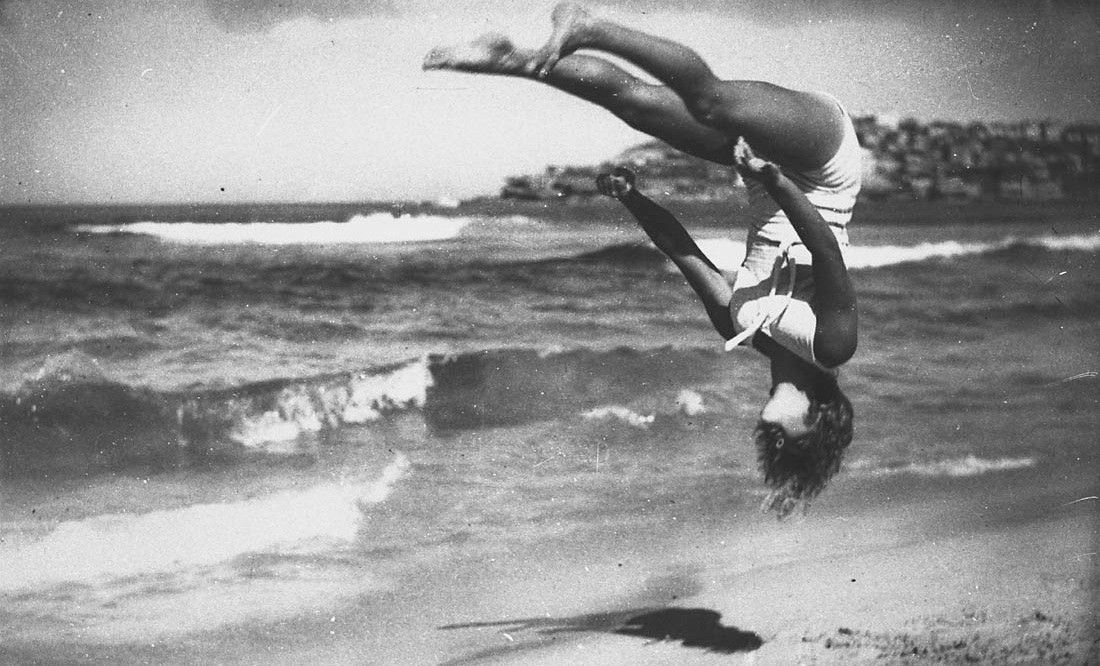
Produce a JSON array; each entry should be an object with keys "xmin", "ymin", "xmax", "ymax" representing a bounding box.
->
[
  {"xmin": 843, "ymin": 240, "xmax": 1001, "ymax": 269},
  {"xmin": 0, "ymin": 454, "xmax": 410, "ymax": 592},
  {"xmin": 695, "ymin": 239, "xmax": 746, "ymax": 272},
  {"xmin": 850, "ymin": 454, "xmax": 1037, "ymax": 478},
  {"xmin": 581, "ymin": 405, "xmax": 655, "ymax": 429},
  {"xmin": 1032, "ymin": 233, "xmax": 1100, "ymax": 251},
  {"xmin": 217, "ymin": 359, "xmax": 433, "ymax": 449},
  {"xmin": 75, "ymin": 212, "xmax": 471, "ymax": 245},
  {"xmin": 675, "ymin": 389, "xmax": 707, "ymax": 416},
  {"xmin": 340, "ymin": 360, "xmax": 434, "ymax": 424},
  {"xmin": 696, "ymin": 231, "xmax": 1100, "ymax": 272}
]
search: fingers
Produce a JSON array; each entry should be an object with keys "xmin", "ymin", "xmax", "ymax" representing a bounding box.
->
[
  {"xmin": 536, "ymin": 58, "xmax": 556, "ymax": 79},
  {"xmin": 534, "ymin": 49, "xmax": 560, "ymax": 79},
  {"xmin": 611, "ymin": 166, "xmax": 635, "ymax": 187},
  {"xmin": 595, "ymin": 167, "xmax": 636, "ymax": 200},
  {"xmin": 734, "ymin": 137, "xmax": 780, "ymax": 184},
  {"xmin": 733, "ymin": 136, "xmax": 754, "ymax": 165},
  {"xmin": 734, "ymin": 136, "xmax": 766, "ymax": 171},
  {"xmin": 595, "ymin": 173, "xmax": 614, "ymax": 197}
]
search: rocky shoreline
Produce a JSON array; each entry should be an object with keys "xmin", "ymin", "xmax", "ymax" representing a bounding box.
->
[{"xmin": 498, "ymin": 116, "xmax": 1100, "ymax": 204}]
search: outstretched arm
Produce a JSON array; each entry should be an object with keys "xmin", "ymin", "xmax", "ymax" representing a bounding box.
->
[
  {"xmin": 734, "ymin": 139, "xmax": 845, "ymax": 267},
  {"xmin": 597, "ymin": 168, "xmax": 735, "ymax": 339},
  {"xmin": 734, "ymin": 139, "xmax": 857, "ymax": 367}
]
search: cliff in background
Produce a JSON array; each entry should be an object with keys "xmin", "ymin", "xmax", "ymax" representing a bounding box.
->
[{"xmin": 499, "ymin": 117, "xmax": 1100, "ymax": 203}]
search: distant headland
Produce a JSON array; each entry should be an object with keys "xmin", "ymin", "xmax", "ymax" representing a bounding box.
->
[{"xmin": 497, "ymin": 117, "xmax": 1100, "ymax": 203}]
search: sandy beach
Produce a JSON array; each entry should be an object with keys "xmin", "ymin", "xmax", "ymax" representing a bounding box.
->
[
  {"xmin": 10, "ymin": 453, "xmax": 1092, "ymax": 665},
  {"xmin": 329, "ymin": 461, "xmax": 1098, "ymax": 665}
]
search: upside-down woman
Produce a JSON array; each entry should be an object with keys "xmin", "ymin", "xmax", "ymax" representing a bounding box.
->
[{"xmin": 425, "ymin": 3, "xmax": 861, "ymax": 516}]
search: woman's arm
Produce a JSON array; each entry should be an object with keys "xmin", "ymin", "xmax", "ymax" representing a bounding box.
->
[
  {"xmin": 598, "ymin": 168, "xmax": 735, "ymax": 339},
  {"xmin": 734, "ymin": 139, "xmax": 857, "ymax": 367},
  {"xmin": 734, "ymin": 139, "xmax": 845, "ymax": 265}
]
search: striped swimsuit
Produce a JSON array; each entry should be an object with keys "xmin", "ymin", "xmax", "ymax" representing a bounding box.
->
[{"xmin": 726, "ymin": 100, "xmax": 863, "ymax": 369}]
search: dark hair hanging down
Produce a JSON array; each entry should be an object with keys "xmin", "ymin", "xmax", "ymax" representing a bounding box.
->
[{"xmin": 755, "ymin": 372, "xmax": 854, "ymax": 519}]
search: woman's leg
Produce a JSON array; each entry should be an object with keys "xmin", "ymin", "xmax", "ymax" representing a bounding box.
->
[
  {"xmin": 536, "ymin": 3, "xmax": 847, "ymax": 171},
  {"xmin": 546, "ymin": 56, "xmax": 737, "ymax": 164},
  {"xmin": 424, "ymin": 34, "xmax": 733, "ymax": 164}
]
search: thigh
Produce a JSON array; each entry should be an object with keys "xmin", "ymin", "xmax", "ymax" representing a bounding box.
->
[
  {"xmin": 549, "ymin": 55, "xmax": 734, "ymax": 164},
  {"xmin": 617, "ymin": 83, "xmax": 736, "ymax": 164},
  {"xmin": 704, "ymin": 82, "xmax": 847, "ymax": 171}
]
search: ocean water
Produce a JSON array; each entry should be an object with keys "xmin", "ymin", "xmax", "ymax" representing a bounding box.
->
[{"xmin": 1, "ymin": 200, "xmax": 1097, "ymax": 656}]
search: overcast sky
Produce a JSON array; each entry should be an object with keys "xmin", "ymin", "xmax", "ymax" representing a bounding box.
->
[{"xmin": 1, "ymin": 0, "xmax": 1096, "ymax": 204}]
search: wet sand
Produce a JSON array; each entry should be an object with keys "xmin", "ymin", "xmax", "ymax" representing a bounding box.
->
[
  {"xmin": 4, "ymin": 459, "xmax": 1096, "ymax": 664},
  {"xmin": 128, "ymin": 459, "xmax": 1093, "ymax": 665}
]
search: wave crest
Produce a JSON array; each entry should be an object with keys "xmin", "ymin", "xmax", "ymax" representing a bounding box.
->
[
  {"xmin": 0, "ymin": 453, "xmax": 409, "ymax": 592},
  {"xmin": 0, "ymin": 357, "xmax": 433, "ymax": 475},
  {"xmin": 2, "ymin": 347, "xmax": 719, "ymax": 475},
  {"xmin": 581, "ymin": 405, "xmax": 655, "ymax": 429},
  {"xmin": 850, "ymin": 455, "xmax": 1038, "ymax": 478},
  {"xmin": 692, "ymin": 231, "xmax": 1100, "ymax": 272},
  {"xmin": 74, "ymin": 213, "xmax": 472, "ymax": 245}
]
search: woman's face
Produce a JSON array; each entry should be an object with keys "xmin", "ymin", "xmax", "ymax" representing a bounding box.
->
[{"xmin": 760, "ymin": 382, "xmax": 812, "ymax": 438}]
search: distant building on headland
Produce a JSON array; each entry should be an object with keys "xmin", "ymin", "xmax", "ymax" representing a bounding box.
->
[{"xmin": 500, "ymin": 117, "xmax": 1100, "ymax": 202}]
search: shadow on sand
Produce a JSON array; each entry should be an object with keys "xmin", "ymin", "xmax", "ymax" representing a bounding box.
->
[
  {"xmin": 440, "ymin": 606, "xmax": 762, "ymax": 662},
  {"xmin": 617, "ymin": 608, "xmax": 763, "ymax": 652}
]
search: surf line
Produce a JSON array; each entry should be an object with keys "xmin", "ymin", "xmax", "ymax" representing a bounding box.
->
[
  {"xmin": 1056, "ymin": 371, "xmax": 1098, "ymax": 384},
  {"xmin": 1062, "ymin": 496, "xmax": 1098, "ymax": 506}
]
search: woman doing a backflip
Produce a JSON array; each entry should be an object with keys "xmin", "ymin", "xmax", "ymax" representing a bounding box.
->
[{"xmin": 425, "ymin": 3, "xmax": 861, "ymax": 517}]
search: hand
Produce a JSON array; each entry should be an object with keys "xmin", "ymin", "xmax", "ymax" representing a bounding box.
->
[
  {"xmin": 734, "ymin": 137, "xmax": 781, "ymax": 186},
  {"xmin": 595, "ymin": 166, "xmax": 636, "ymax": 200}
]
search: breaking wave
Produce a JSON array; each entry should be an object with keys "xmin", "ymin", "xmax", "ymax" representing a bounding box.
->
[
  {"xmin": 0, "ymin": 347, "xmax": 723, "ymax": 475},
  {"xmin": 179, "ymin": 359, "xmax": 433, "ymax": 451},
  {"xmin": 424, "ymin": 347, "xmax": 719, "ymax": 430},
  {"xmin": 849, "ymin": 455, "xmax": 1038, "ymax": 478},
  {"xmin": 692, "ymin": 231, "xmax": 1100, "ymax": 272},
  {"xmin": 0, "ymin": 353, "xmax": 434, "ymax": 475},
  {"xmin": 0, "ymin": 454, "xmax": 409, "ymax": 592},
  {"xmin": 581, "ymin": 405, "xmax": 655, "ymax": 429},
  {"xmin": 74, "ymin": 213, "xmax": 472, "ymax": 245}
]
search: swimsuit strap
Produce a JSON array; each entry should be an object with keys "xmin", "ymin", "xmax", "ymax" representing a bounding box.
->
[{"xmin": 724, "ymin": 240, "xmax": 799, "ymax": 352}]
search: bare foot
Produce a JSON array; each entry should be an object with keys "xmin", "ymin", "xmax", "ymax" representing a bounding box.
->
[
  {"xmin": 422, "ymin": 33, "xmax": 538, "ymax": 76},
  {"xmin": 595, "ymin": 166, "xmax": 636, "ymax": 200},
  {"xmin": 533, "ymin": 2, "xmax": 595, "ymax": 79}
]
